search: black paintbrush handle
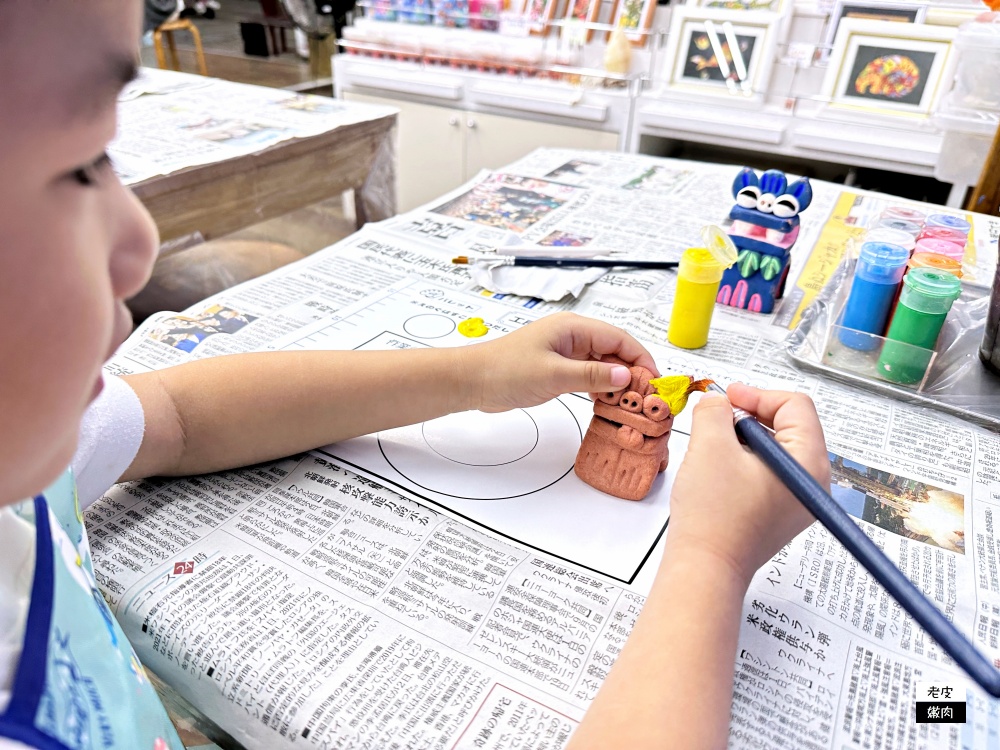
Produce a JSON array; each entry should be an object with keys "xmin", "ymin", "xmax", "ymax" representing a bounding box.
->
[
  {"xmin": 512, "ymin": 257, "xmax": 679, "ymax": 270},
  {"xmin": 733, "ymin": 411, "xmax": 1000, "ymax": 697}
]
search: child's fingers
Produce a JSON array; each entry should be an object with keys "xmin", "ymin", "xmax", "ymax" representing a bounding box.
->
[
  {"xmin": 549, "ymin": 358, "xmax": 631, "ymax": 396},
  {"xmin": 727, "ymin": 384, "xmax": 816, "ymax": 434},
  {"xmin": 687, "ymin": 392, "xmax": 743, "ymax": 455},
  {"xmin": 563, "ymin": 317, "xmax": 659, "ymax": 375},
  {"xmin": 728, "ymin": 384, "xmax": 827, "ymax": 468}
]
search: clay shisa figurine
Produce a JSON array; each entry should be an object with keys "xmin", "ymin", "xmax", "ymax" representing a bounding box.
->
[
  {"xmin": 575, "ymin": 367, "xmax": 711, "ymax": 501},
  {"xmin": 716, "ymin": 167, "xmax": 813, "ymax": 314}
]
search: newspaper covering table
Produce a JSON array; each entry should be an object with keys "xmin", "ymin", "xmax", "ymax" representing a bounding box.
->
[
  {"xmin": 112, "ymin": 68, "xmax": 391, "ymax": 186},
  {"xmin": 91, "ymin": 148, "xmax": 1000, "ymax": 749},
  {"xmin": 112, "ymin": 68, "xmax": 398, "ymax": 240}
]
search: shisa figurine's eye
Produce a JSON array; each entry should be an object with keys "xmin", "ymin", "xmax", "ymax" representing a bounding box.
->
[
  {"xmin": 773, "ymin": 194, "xmax": 800, "ymax": 218},
  {"xmin": 735, "ymin": 185, "xmax": 760, "ymax": 209}
]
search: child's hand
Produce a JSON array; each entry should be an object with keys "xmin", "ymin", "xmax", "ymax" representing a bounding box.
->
[
  {"xmin": 667, "ymin": 384, "xmax": 829, "ymax": 587},
  {"xmin": 465, "ymin": 313, "xmax": 658, "ymax": 412}
]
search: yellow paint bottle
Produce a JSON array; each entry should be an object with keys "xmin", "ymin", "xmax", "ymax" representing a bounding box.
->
[{"xmin": 668, "ymin": 226, "xmax": 738, "ymax": 349}]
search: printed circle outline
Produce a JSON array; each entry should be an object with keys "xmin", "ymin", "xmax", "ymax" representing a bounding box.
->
[
  {"xmin": 421, "ymin": 410, "xmax": 539, "ymax": 466},
  {"xmin": 378, "ymin": 398, "xmax": 582, "ymax": 500},
  {"xmin": 402, "ymin": 314, "xmax": 456, "ymax": 339}
]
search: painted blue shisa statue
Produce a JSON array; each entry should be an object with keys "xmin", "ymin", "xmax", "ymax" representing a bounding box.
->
[{"xmin": 717, "ymin": 168, "xmax": 813, "ymax": 314}]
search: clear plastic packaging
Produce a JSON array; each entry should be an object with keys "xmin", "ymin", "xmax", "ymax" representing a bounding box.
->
[{"xmin": 785, "ymin": 255, "xmax": 1000, "ymax": 429}]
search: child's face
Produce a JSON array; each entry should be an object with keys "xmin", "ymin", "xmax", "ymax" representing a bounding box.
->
[{"xmin": 0, "ymin": 1, "xmax": 157, "ymax": 505}]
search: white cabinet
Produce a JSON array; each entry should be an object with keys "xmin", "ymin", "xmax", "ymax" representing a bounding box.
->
[
  {"xmin": 344, "ymin": 93, "xmax": 464, "ymax": 212},
  {"xmin": 464, "ymin": 111, "xmax": 618, "ymax": 177},
  {"xmin": 343, "ymin": 92, "xmax": 618, "ymax": 212}
]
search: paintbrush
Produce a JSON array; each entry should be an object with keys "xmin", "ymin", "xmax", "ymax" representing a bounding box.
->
[
  {"xmin": 706, "ymin": 381, "xmax": 1000, "ymax": 697},
  {"xmin": 453, "ymin": 255, "xmax": 679, "ymax": 270},
  {"xmin": 479, "ymin": 245, "xmax": 627, "ymax": 259}
]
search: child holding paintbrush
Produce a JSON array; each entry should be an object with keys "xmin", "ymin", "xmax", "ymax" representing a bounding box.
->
[{"xmin": 0, "ymin": 2, "xmax": 829, "ymax": 747}]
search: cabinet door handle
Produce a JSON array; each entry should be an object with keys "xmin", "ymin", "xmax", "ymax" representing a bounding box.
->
[
  {"xmin": 466, "ymin": 118, "xmax": 477, "ymax": 129},
  {"xmin": 448, "ymin": 116, "xmax": 459, "ymax": 126}
]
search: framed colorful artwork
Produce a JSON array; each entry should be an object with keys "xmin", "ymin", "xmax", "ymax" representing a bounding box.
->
[
  {"xmin": 660, "ymin": 8, "xmax": 781, "ymax": 104},
  {"xmin": 520, "ymin": 0, "xmax": 559, "ymax": 35},
  {"xmin": 822, "ymin": 1, "xmax": 926, "ymax": 61},
  {"xmin": 689, "ymin": 0, "xmax": 792, "ymax": 15},
  {"xmin": 821, "ymin": 19, "xmax": 955, "ymax": 119},
  {"xmin": 564, "ymin": 0, "xmax": 601, "ymax": 42},
  {"xmin": 608, "ymin": 0, "xmax": 658, "ymax": 47}
]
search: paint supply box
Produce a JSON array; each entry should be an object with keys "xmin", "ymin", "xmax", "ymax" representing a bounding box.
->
[{"xmin": 785, "ymin": 252, "xmax": 1000, "ymax": 429}]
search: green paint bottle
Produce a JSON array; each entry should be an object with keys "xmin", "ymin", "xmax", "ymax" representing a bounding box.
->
[{"xmin": 877, "ymin": 268, "xmax": 961, "ymax": 385}]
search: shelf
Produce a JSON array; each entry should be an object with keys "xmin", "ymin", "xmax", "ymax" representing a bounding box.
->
[
  {"xmin": 792, "ymin": 120, "xmax": 941, "ymax": 169},
  {"xmin": 341, "ymin": 57, "xmax": 464, "ymax": 100},
  {"xmin": 339, "ymin": 39, "xmax": 635, "ymax": 88},
  {"xmin": 637, "ymin": 99, "xmax": 791, "ymax": 144},
  {"xmin": 468, "ymin": 80, "xmax": 610, "ymax": 121},
  {"xmin": 336, "ymin": 5, "xmax": 972, "ymax": 190}
]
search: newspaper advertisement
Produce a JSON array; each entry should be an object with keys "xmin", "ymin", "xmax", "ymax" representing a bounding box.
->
[{"xmin": 90, "ymin": 148, "xmax": 1000, "ymax": 749}]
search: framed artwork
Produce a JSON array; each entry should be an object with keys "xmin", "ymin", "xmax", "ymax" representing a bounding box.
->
[
  {"xmin": 689, "ymin": 0, "xmax": 792, "ymax": 15},
  {"xmin": 822, "ymin": 1, "xmax": 926, "ymax": 60},
  {"xmin": 660, "ymin": 8, "xmax": 781, "ymax": 103},
  {"xmin": 821, "ymin": 19, "xmax": 956, "ymax": 119},
  {"xmin": 608, "ymin": 0, "xmax": 658, "ymax": 47},
  {"xmin": 564, "ymin": 0, "xmax": 601, "ymax": 42},
  {"xmin": 520, "ymin": 0, "xmax": 559, "ymax": 35}
]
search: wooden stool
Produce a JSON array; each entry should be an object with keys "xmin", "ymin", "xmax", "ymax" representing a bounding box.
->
[{"xmin": 153, "ymin": 19, "xmax": 209, "ymax": 76}]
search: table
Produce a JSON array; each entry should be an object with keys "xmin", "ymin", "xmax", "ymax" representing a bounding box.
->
[
  {"xmin": 95, "ymin": 148, "xmax": 1000, "ymax": 750},
  {"xmin": 113, "ymin": 68, "xmax": 398, "ymax": 243}
]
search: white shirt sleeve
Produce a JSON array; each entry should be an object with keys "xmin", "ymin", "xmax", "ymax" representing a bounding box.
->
[
  {"xmin": 0, "ymin": 738, "xmax": 34, "ymax": 749},
  {"xmin": 0, "ymin": 378, "xmax": 145, "ymax": 743},
  {"xmin": 70, "ymin": 375, "xmax": 145, "ymax": 511}
]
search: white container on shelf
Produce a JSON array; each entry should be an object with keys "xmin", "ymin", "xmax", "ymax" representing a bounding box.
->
[
  {"xmin": 932, "ymin": 109, "xmax": 998, "ymax": 184},
  {"xmin": 933, "ymin": 17, "xmax": 1000, "ymax": 184},
  {"xmin": 943, "ymin": 17, "xmax": 1000, "ymax": 111}
]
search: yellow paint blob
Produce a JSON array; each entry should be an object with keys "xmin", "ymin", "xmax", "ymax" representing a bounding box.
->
[
  {"xmin": 458, "ymin": 317, "xmax": 489, "ymax": 338},
  {"xmin": 649, "ymin": 375, "xmax": 713, "ymax": 416}
]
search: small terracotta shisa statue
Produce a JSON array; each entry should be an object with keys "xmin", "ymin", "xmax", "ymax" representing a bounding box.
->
[{"xmin": 575, "ymin": 368, "xmax": 711, "ymax": 501}]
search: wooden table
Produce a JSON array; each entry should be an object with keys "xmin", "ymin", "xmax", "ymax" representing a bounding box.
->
[{"xmin": 131, "ymin": 113, "xmax": 396, "ymax": 243}]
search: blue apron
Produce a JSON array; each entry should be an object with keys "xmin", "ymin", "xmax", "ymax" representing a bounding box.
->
[{"xmin": 0, "ymin": 470, "xmax": 184, "ymax": 750}]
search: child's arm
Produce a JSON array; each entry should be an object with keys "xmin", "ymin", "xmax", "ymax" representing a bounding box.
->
[
  {"xmin": 568, "ymin": 384, "xmax": 829, "ymax": 749},
  {"xmin": 120, "ymin": 313, "xmax": 657, "ymax": 480}
]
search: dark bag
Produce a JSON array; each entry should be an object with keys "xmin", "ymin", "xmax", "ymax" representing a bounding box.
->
[{"xmin": 144, "ymin": 0, "xmax": 178, "ymax": 33}]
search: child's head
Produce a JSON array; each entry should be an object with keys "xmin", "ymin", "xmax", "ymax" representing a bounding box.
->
[{"xmin": 0, "ymin": 1, "xmax": 157, "ymax": 506}]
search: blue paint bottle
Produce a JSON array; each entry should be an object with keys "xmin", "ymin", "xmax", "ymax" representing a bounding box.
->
[{"xmin": 838, "ymin": 242, "xmax": 910, "ymax": 350}]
